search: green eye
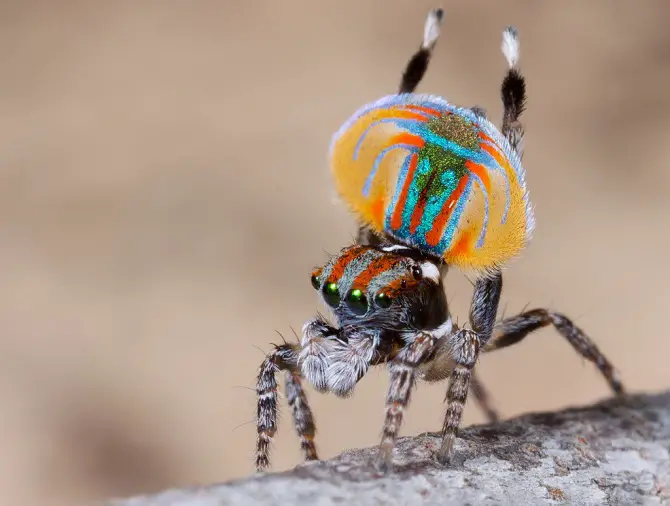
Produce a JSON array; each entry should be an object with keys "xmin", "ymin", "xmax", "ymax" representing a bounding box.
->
[
  {"xmin": 311, "ymin": 274, "xmax": 320, "ymax": 290},
  {"xmin": 323, "ymin": 282, "xmax": 340, "ymax": 307},
  {"xmin": 346, "ymin": 288, "xmax": 368, "ymax": 315},
  {"xmin": 375, "ymin": 292, "xmax": 393, "ymax": 309}
]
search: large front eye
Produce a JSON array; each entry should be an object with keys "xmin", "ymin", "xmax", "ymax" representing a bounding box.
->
[
  {"xmin": 375, "ymin": 292, "xmax": 393, "ymax": 308},
  {"xmin": 346, "ymin": 288, "xmax": 368, "ymax": 315},
  {"xmin": 323, "ymin": 282, "xmax": 340, "ymax": 307}
]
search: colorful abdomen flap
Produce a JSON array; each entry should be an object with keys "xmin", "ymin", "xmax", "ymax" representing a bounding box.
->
[{"xmin": 329, "ymin": 94, "xmax": 534, "ymax": 272}]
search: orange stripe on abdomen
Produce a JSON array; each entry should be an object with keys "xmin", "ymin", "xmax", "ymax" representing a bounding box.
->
[
  {"xmin": 409, "ymin": 171, "xmax": 436, "ymax": 234},
  {"xmin": 401, "ymin": 104, "xmax": 444, "ymax": 117},
  {"xmin": 390, "ymin": 153, "xmax": 418, "ymax": 231},
  {"xmin": 425, "ymin": 174, "xmax": 470, "ymax": 247},
  {"xmin": 384, "ymin": 132, "xmax": 425, "ymax": 150},
  {"xmin": 464, "ymin": 160, "xmax": 490, "ymax": 193},
  {"xmin": 366, "ymin": 109, "xmax": 430, "ymax": 123}
]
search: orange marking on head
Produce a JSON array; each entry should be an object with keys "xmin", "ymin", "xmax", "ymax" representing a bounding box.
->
[
  {"xmin": 390, "ymin": 153, "xmax": 418, "ymax": 230},
  {"xmin": 381, "ymin": 276, "xmax": 420, "ymax": 298},
  {"xmin": 351, "ymin": 255, "xmax": 401, "ymax": 291},
  {"xmin": 464, "ymin": 160, "xmax": 491, "ymax": 193},
  {"xmin": 425, "ymin": 174, "xmax": 470, "ymax": 247},
  {"xmin": 327, "ymin": 246, "xmax": 370, "ymax": 283},
  {"xmin": 311, "ymin": 267, "xmax": 323, "ymax": 279}
]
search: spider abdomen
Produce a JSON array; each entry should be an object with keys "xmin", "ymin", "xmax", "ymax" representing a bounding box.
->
[{"xmin": 329, "ymin": 94, "xmax": 534, "ymax": 272}]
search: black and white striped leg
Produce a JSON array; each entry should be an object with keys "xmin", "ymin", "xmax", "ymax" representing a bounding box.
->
[
  {"xmin": 484, "ymin": 308, "xmax": 625, "ymax": 396},
  {"xmin": 438, "ymin": 272, "xmax": 503, "ymax": 463},
  {"xmin": 500, "ymin": 25, "xmax": 527, "ymax": 156},
  {"xmin": 398, "ymin": 8, "xmax": 444, "ymax": 93},
  {"xmin": 256, "ymin": 344, "xmax": 318, "ymax": 472},
  {"xmin": 377, "ymin": 333, "xmax": 438, "ymax": 472}
]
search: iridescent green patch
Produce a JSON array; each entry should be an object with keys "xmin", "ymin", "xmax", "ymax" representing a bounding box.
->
[
  {"xmin": 414, "ymin": 114, "xmax": 474, "ymax": 200},
  {"xmin": 427, "ymin": 114, "xmax": 479, "ymax": 150},
  {"xmin": 420, "ymin": 143, "xmax": 467, "ymax": 186}
]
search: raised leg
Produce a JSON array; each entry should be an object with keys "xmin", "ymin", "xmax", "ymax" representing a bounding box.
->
[
  {"xmin": 377, "ymin": 333, "xmax": 438, "ymax": 471},
  {"xmin": 354, "ymin": 8, "xmax": 446, "ymax": 245},
  {"xmin": 483, "ymin": 308, "xmax": 625, "ymax": 395},
  {"xmin": 500, "ymin": 26, "xmax": 527, "ymax": 157},
  {"xmin": 256, "ymin": 344, "xmax": 318, "ymax": 471},
  {"xmin": 398, "ymin": 8, "xmax": 444, "ymax": 93},
  {"xmin": 438, "ymin": 272, "xmax": 503, "ymax": 463}
]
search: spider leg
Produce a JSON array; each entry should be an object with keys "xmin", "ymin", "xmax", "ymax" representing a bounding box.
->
[
  {"xmin": 438, "ymin": 273, "xmax": 502, "ymax": 463},
  {"xmin": 299, "ymin": 317, "xmax": 339, "ymax": 392},
  {"xmin": 415, "ymin": 330, "xmax": 500, "ymax": 423},
  {"xmin": 399, "ymin": 8, "xmax": 444, "ymax": 93},
  {"xmin": 326, "ymin": 330, "xmax": 379, "ymax": 397},
  {"xmin": 377, "ymin": 332, "xmax": 438, "ymax": 472},
  {"xmin": 256, "ymin": 343, "xmax": 318, "ymax": 471},
  {"xmin": 500, "ymin": 26, "xmax": 526, "ymax": 156},
  {"xmin": 483, "ymin": 308, "xmax": 625, "ymax": 396}
]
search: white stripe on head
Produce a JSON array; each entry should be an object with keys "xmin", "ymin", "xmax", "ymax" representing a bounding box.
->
[
  {"xmin": 420, "ymin": 261, "xmax": 440, "ymax": 282},
  {"xmin": 381, "ymin": 244, "xmax": 412, "ymax": 253},
  {"xmin": 433, "ymin": 317, "xmax": 453, "ymax": 339}
]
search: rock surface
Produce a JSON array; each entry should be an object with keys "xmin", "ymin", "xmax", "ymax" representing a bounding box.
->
[{"xmin": 107, "ymin": 392, "xmax": 670, "ymax": 506}]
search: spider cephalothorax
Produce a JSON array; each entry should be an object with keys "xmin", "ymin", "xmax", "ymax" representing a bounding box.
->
[
  {"xmin": 301, "ymin": 244, "xmax": 450, "ymax": 397},
  {"xmin": 311, "ymin": 244, "xmax": 447, "ymax": 332},
  {"xmin": 254, "ymin": 8, "xmax": 625, "ymax": 474}
]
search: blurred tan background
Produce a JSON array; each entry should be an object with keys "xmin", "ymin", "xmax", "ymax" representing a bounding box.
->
[{"xmin": 1, "ymin": 1, "xmax": 669, "ymax": 504}]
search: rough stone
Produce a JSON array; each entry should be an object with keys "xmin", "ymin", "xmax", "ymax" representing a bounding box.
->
[{"xmin": 106, "ymin": 392, "xmax": 670, "ymax": 506}]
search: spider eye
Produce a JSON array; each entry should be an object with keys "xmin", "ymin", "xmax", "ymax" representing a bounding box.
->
[
  {"xmin": 346, "ymin": 288, "xmax": 368, "ymax": 315},
  {"xmin": 323, "ymin": 282, "xmax": 340, "ymax": 307},
  {"xmin": 375, "ymin": 292, "xmax": 393, "ymax": 308},
  {"xmin": 411, "ymin": 265, "xmax": 423, "ymax": 280},
  {"xmin": 311, "ymin": 274, "xmax": 320, "ymax": 289}
]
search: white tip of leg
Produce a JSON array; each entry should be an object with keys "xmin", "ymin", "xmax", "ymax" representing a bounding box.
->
[
  {"xmin": 501, "ymin": 25, "xmax": 519, "ymax": 68},
  {"xmin": 422, "ymin": 8, "xmax": 444, "ymax": 50}
]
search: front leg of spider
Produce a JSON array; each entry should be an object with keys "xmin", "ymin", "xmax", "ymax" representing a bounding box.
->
[
  {"xmin": 438, "ymin": 272, "xmax": 502, "ymax": 463},
  {"xmin": 299, "ymin": 317, "xmax": 340, "ymax": 392},
  {"xmin": 255, "ymin": 343, "xmax": 318, "ymax": 471},
  {"xmin": 377, "ymin": 332, "xmax": 438, "ymax": 472}
]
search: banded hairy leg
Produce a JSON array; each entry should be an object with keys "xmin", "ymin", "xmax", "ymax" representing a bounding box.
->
[{"xmin": 437, "ymin": 26, "xmax": 527, "ymax": 463}]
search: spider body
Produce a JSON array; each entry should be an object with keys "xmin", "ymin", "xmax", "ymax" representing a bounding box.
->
[{"xmin": 254, "ymin": 8, "xmax": 625, "ymax": 474}]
